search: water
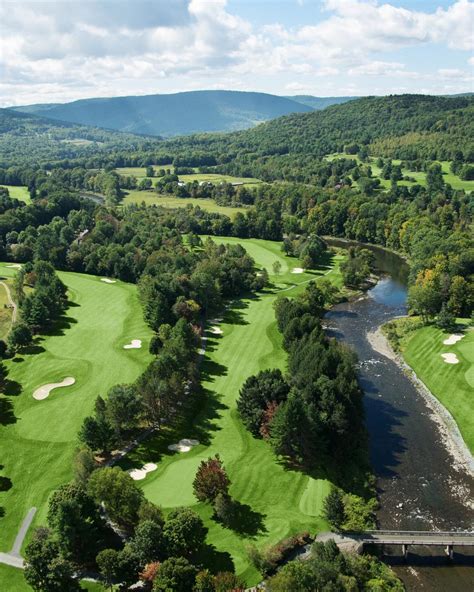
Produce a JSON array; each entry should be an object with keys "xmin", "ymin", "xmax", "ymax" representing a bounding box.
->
[{"xmin": 324, "ymin": 240, "xmax": 474, "ymax": 590}]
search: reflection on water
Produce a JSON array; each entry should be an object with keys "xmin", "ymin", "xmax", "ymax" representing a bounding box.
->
[{"xmin": 324, "ymin": 239, "xmax": 474, "ymax": 591}]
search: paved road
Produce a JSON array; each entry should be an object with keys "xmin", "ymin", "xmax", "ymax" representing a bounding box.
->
[{"xmin": 0, "ymin": 507, "xmax": 37, "ymax": 569}]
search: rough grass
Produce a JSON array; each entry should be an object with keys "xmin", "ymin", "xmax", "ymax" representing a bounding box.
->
[
  {"xmin": 0, "ymin": 276, "xmax": 14, "ymax": 340},
  {"xmin": 0, "ymin": 265, "xmax": 152, "ymax": 589},
  {"xmin": 122, "ymin": 190, "xmax": 246, "ymax": 218},
  {"xmin": 401, "ymin": 322, "xmax": 474, "ymax": 454},
  {"xmin": 121, "ymin": 238, "xmax": 344, "ymax": 584},
  {"xmin": 115, "ymin": 166, "xmax": 261, "ymax": 187},
  {"xmin": 1, "ymin": 185, "xmax": 31, "ymax": 204}
]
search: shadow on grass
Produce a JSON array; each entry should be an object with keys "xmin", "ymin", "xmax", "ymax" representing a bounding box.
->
[
  {"xmin": 0, "ymin": 397, "xmax": 17, "ymax": 425},
  {"xmin": 215, "ymin": 499, "xmax": 267, "ymax": 538},
  {"xmin": 1, "ymin": 378, "xmax": 22, "ymax": 396},
  {"xmin": 194, "ymin": 543, "xmax": 235, "ymax": 574}
]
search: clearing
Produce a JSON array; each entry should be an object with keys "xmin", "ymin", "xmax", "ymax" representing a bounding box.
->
[
  {"xmin": 0, "ymin": 265, "xmax": 152, "ymax": 589},
  {"xmin": 0, "ymin": 185, "xmax": 31, "ymax": 204},
  {"xmin": 120, "ymin": 237, "xmax": 345, "ymax": 584}
]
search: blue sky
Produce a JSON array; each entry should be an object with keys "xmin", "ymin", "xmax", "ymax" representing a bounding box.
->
[{"xmin": 0, "ymin": 0, "xmax": 472, "ymax": 106}]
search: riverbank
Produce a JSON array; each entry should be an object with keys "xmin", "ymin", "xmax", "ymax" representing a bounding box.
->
[{"xmin": 367, "ymin": 325, "xmax": 474, "ymax": 481}]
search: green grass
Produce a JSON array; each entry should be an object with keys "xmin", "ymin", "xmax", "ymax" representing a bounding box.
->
[
  {"xmin": 401, "ymin": 322, "xmax": 474, "ymax": 454},
  {"xmin": 120, "ymin": 238, "xmax": 344, "ymax": 584},
  {"xmin": 122, "ymin": 190, "xmax": 246, "ymax": 218},
  {"xmin": 325, "ymin": 154, "xmax": 474, "ymax": 192},
  {"xmin": 1, "ymin": 185, "xmax": 31, "ymax": 204},
  {"xmin": 0, "ymin": 264, "xmax": 153, "ymax": 588},
  {"xmin": 115, "ymin": 167, "xmax": 261, "ymax": 187},
  {"xmin": 0, "ymin": 277, "xmax": 14, "ymax": 340}
]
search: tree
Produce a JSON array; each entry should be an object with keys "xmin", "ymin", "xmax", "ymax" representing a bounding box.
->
[
  {"xmin": 152, "ymin": 557, "xmax": 198, "ymax": 592},
  {"xmin": 129, "ymin": 520, "xmax": 164, "ymax": 565},
  {"xmin": 87, "ymin": 467, "xmax": 144, "ymax": 528},
  {"xmin": 436, "ymin": 303, "xmax": 456, "ymax": 332},
  {"xmin": 323, "ymin": 488, "xmax": 345, "ymax": 531},
  {"xmin": 7, "ymin": 322, "xmax": 32, "ymax": 351},
  {"xmin": 193, "ymin": 455, "xmax": 230, "ymax": 503},
  {"xmin": 213, "ymin": 492, "xmax": 233, "ymax": 525},
  {"xmin": 272, "ymin": 260, "xmax": 282, "ymax": 276},
  {"xmin": 73, "ymin": 447, "xmax": 96, "ymax": 486},
  {"xmin": 163, "ymin": 508, "xmax": 207, "ymax": 557},
  {"xmin": 426, "ymin": 163, "xmax": 444, "ymax": 192},
  {"xmin": 146, "ymin": 166, "xmax": 155, "ymax": 178},
  {"xmin": 138, "ymin": 500, "xmax": 164, "ymax": 527},
  {"xmin": 213, "ymin": 572, "xmax": 245, "ymax": 592},
  {"xmin": 24, "ymin": 527, "xmax": 80, "ymax": 592},
  {"xmin": 96, "ymin": 549, "xmax": 120, "ymax": 591},
  {"xmin": 105, "ymin": 384, "xmax": 142, "ymax": 437},
  {"xmin": 78, "ymin": 415, "xmax": 114, "ymax": 453},
  {"xmin": 96, "ymin": 546, "xmax": 141, "ymax": 590}
]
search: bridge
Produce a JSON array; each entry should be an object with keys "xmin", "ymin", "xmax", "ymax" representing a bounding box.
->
[{"xmin": 336, "ymin": 530, "xmax": 474, "ymax": 560}]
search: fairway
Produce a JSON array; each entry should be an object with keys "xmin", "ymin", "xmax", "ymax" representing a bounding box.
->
[
  {"xmin": 122, "ymin": 190, "xmax": 246, "ymax": 218},
  {"xmin": 0, "ymin": 264, "xmax": 153, "ymax": 586},
  {"xmin": 402, "ymin": 323, "xmax": 474, "ymax": 454},
  {"xmin": 122, "ymin": 238, "xmax": 344, "ymax": 583}
]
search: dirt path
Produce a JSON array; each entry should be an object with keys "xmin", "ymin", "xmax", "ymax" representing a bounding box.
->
[
  {"xmin": 0, "ymin": 280, "xmax": 17, "ymax": 327},
  {"xmin": 0, "ymin": 507, "xmax": 36, "ymax": 568}
]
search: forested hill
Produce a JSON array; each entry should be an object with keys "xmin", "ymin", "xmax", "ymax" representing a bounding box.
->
[
  {"xmin": 0, "ymin": 108, "xmax": 161, "ymax": 166},
  {"xmin": 11, "ymin": 90, "xmax": 313, "ymax": 137},
  {"xmin": 163, "ymin": 94, "xmax": 474, "ymax": 166}
]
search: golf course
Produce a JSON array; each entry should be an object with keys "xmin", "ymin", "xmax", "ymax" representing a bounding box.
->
[
  {"xmin": 119, "ymin": 237, "xmax": 345, "ymax": 583},
  {"xmin": 0, "ymin": 265, "xmax": 153, "ymax": 589},
  {"xmin": 401, "ymin": 323, "xmax": 474, "ymax": 454}
]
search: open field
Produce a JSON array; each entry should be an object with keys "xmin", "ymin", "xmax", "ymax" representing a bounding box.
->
[
  {"xmin": 400, "ymin": 322, "xmax": 474, "ymax": 454},
  {"xmin": 122, "ymin": 190, "xmax": 246, "ymax": 218},
  {"xmin": 0, "ymin": 185, "xmax": 31, "ymax": 204},
  {"xmin": 115, "ymin": 165, "xmax": 174, "ymax": 177},
  {"xmin": 115, "ymin": 166, "xmax": 261, "ymax": 187},
  {"xmin": 120, "ymin": 238, "xmax": 344, "ymax": 584},
  {"xmin": 0, "ymin": 265, "xmax": 152, "ymax": 589},
  {"xmin": 325, "ymin": 154, "xmax": 474, "ymax": 192}
]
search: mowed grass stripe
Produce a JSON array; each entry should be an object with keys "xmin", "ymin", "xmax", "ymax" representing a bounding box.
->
[
  {"xmin": 0, "ymin": 266, "xmax": 153, "ymax": 556},
  {"xmin": 403, "ymin": 324, "xmax": 474, "ymax": 453}
]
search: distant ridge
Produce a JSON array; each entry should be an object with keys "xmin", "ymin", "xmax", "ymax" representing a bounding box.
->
[
  {"xmin": 11, "ymin": 90, "xmax": 316, "ymax": 137},
  {"xmin": 283, "ymin": 95, "xmax": 359, "ymax": 110}
]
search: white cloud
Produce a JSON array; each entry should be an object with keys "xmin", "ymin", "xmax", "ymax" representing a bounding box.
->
[{"xmin": 0, "ymin": 0, "xmax": 473, "ymax": 106}]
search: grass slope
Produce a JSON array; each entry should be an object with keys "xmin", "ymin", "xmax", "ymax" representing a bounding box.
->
[
  {"xmin": 0, "ymin": 265, "xmax": 152, "ymax": 588},
  {"xmin": 402, "ymin": 323, "xmax": 474, "ymax": 453},
  {"xmin": 120, "ymin": 238, "xmax": 344, "ymax": 584}
]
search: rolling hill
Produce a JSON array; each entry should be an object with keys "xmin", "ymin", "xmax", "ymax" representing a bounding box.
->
[
  {"xmin": 11, "ymin": 90, "xmax": 314, "ymax": 137},
  {"xmin": 284, "ymin": 95, "xmax": 359, "ymax": 109}
]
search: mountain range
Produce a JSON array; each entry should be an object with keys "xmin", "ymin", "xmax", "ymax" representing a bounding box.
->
[{"xmin": 11, "ymin": 90, "xmax": 356, "ymax": 137}]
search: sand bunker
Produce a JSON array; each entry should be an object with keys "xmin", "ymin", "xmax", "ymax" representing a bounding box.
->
[
  {"xmin": 100, "ymin": 278, "xmax": 116, "ymax": 284},
  {"xmin": 441, "ymin": 353, "xmax": 459, "ymax": 365},
  {"xmin": 129, "ymin": 462, "xmax": 158, "ymax": 481},
  {"xmin": 291, "ymin": 267, "xmax": 304, "ymax": 274},
  {"xmin": 443, "ymin": 334, "xmax": 465, "ymax": 346},
  {"xmin": 168, "ymin": 438, "xmax": 200, "ymax": 453},
  {"xmin": 198, "ymin": 347, "xmax": 206, "ymax": 355},
  {"xmin": 5, "ymin": 264, "xmax": 21, "ymax": 269},
  {"xmin": 33, "ymin": 377, "xmax": 75, "ymax": 401},
  {"xmin": 210, "ymin": 326, "xmax": 223, "ymax": 335},
  {"xmin": 124, "ymin": 339, "xmax": 142, "ymax": 349}
]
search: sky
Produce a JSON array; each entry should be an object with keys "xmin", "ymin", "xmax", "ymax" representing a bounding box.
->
[{"xmin": 0, "ymin": 0, "xmax": 473, "ymax": 106}]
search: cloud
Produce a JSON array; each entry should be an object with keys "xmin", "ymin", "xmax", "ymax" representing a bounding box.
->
[{"xmin": 0, "ymin": 0, "xmax": 473, "ymax": 106}]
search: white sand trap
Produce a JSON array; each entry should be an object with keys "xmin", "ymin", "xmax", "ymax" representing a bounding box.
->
[
  {"xmin": 291, "ymin": 267, "xmax": 304, "ymax": 274},
  {"xmin": 6, "ymin": 264, "xmax": 21, "ymax": 269},
  {"xmin": 124, "ymin": 339, "xmax": 142, "ymax": 349},
  {"xmin": 443, "ymin": 334, "xmax": 465, "ymax": 345},
  {"xmin": 198, "ymin": 348, "xmax": 206, "ymax": 355},
  {"xmin": 210, "ymin": 326, "xmax": 223, "ymax": 335},
  {"xmin": 100, "ymin": 278, "xmax": 116, "ymax": 284},
  {"xmin": 441, "ymin": 353, "xmax": 459, "ymax": 364},
  {"xmin": 168, "ymin": 438, "xmax": 200, "ymax": 453},
  {"xmin": 33, "ymin": 377, "xmax": 75, "ymax": 401},
  {"xmin": 129, "ymin": 462, "xmax": 157, "ymax": 481}
]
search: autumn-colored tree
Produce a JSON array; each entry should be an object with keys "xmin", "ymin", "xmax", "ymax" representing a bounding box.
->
[
  {"xmin": 193, "ymin": 454, "xmax": 230, "ymax": 503},
  {"xmin": 140, "ymin": 561, "xmax": 160, "ymax": 583}
]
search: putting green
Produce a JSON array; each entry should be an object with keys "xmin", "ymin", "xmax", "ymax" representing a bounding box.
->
[
  {"xmin": 402, "ymin": 323, "xmax": 474, "ymax": 453},
  {"xmin": 0, "ymin": 264, "xmax": 153, "ymax": 566},
  {"xmin": 124, "ymin": 238, "xmax": 344, "ymax": 583}
]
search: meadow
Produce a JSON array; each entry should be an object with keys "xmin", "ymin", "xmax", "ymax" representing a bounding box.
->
[
  {"xmin": 0, "ymin": 266, "xmax": 152, "ymax": 590},
  {"xmin": 115, "ymin": 166, "xmax": 261, "ymax": 186},
  {"xmin": 401, "ymin": 322, "xmax": 474, "ymax": 454},
  {"xmin": 325, "ymin": 154, "xmax": 474, "ymax": 192},
  {"xmin": 0, "ymin": 185, "xmax": 31, "ymax": 204},
  {"xmin": 121, "ymin": 190, "xmax": 246, "ymax": 218},
  {"xmin": 120, "ymin": 238, "xmax": 345, "ymax": 583}
]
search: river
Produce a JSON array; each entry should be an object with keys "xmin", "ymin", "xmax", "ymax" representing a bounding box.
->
[{"xmin": 325, "ymin": 239, "xmax": 474, "ymax": 591}]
